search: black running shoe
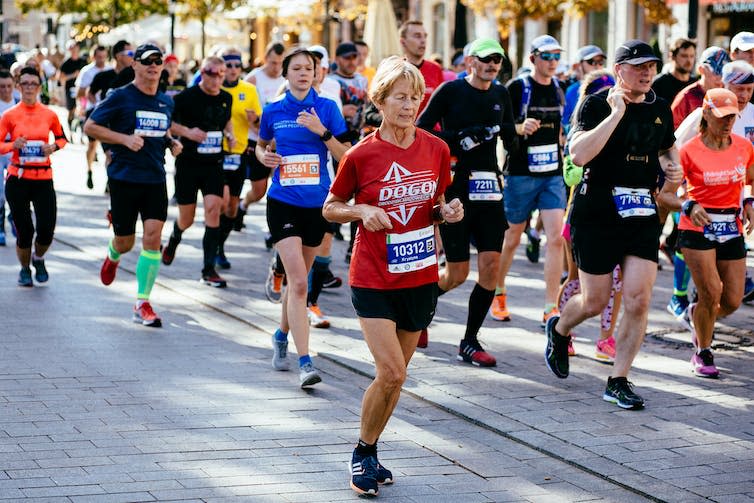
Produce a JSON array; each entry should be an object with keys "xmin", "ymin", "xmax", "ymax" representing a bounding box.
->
[
  {"xmin": 525, "ymin": 229, "xmax": 540, "ymax": 263},
  {"xmin": 86, "ymin": 170, "xmax": 93, "ymax": 190},
  {"xmin": 322, "ymin": 270, "xmax": 342, "ymax": 289},
  {"xmin": 603, "ymin": 376, "xmax": 644, "ymax": 410},
  {"xmin": 232, "ymin": 207, "xmax": 247, "ymax": 232},
  {"xmin": 161, "ymin": 237, "xmax": 179, "ymax": 265},
  {"xmin": 201, "ymin": 268, "xmax": 227, "ymax": 288},
  {"xmin": 544, "ymin": 315, "xmax": 570, "ymax": 378}
]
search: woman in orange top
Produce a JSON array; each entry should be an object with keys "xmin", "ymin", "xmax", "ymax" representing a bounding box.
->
[
  {"xmin": 1, "ymin": 66, "xmax": 67, "ymax": 286},
  {"xmin": 660, "ymin": 88, "xmax": 754, "ymax": 378}
]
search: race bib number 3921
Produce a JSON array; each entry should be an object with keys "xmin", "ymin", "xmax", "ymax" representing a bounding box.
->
[{"xmin": 134, "ymin": 110, "xmax": 169, "ymax": 137}]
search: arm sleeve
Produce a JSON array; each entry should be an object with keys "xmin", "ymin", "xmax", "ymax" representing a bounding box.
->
[{"xmin": 329, "ymin": 151, "xmax": 358, "ymax": 200}]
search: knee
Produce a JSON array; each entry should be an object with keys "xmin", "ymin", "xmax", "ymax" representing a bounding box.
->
[
  {"xmin": 179, "ymin": 215, "xmax": 194, "ymax": 229},
  {"xmin": 622, "ymin": 291, "xmax": 652, "ymax": 315},
  {"xmin": 697, "ymin": 281, "xmax": 722, "ymax": 305},
  {"xmin": 376, "ymin": 365, "xmax": 406, "ymax": 393},
  {"xmin": 286, "ymin": 276, "xmax": 309, "ymax": 299},
  {"xmin": 443, "ymin": 270, "xmax": 468, "ymax": 290},
  {"xmin": 503, "ymin": 231, "xmax": 522, "ymax": 250},
  {"xmin": 546, "ymin": 234, "xmax": 564, "ymax": 251},
  {"xmin": 718, "ymin": 291, "xmax": 740, "ymax": 317},
  {"xmin": 582, "ymin": 296, "xmax": 608, "ymax": 318}
]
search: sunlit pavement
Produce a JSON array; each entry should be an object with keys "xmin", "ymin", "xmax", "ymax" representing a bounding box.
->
[{"xmin": 1, "ymin": 113, "xmax": 753, "ymax": 502}]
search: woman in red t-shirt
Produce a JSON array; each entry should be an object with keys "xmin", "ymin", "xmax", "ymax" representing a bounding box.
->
[
  {"xmin": 323, "ymin": 56, "xmax": 462, "ymax": 497},
  {"xmin": 1, "ymin": 66, "xmax": 66, "ymax": 287},
  {"xmin": 661, "ymin": 88, "xmax": 754, "ymax": 378}
]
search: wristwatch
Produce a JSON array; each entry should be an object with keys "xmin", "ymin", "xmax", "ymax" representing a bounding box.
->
[{"xmin": 320, "ymin": 130, "xmax": 333, "ymax": 142}]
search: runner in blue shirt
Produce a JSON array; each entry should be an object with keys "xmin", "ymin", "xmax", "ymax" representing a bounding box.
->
[
  {"xmin": 257, "ymin": 47, "xmax": 348, "ymax": 388},
  {"xmin": 85, "ymin": 44, "xmax": 182, "ymax": 328}
]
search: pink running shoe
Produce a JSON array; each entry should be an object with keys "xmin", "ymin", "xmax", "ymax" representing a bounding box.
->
[
  {"xmin": 595, "ymin": 336, "xmax": 616, "ymax": 363},
  {"xmin": 691, "ymin": 349, "xmax": 719, "ymax": 378}
]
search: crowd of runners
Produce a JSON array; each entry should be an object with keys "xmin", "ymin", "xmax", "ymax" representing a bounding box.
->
[{"xmin": 2, "ymin": 23, "xmax": 754, "ymax": 498}]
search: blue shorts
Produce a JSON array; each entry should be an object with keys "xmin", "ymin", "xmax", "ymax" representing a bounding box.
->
[{"xmin": 503, "ymin": 175, "xmax": 567, "ymax": 224}]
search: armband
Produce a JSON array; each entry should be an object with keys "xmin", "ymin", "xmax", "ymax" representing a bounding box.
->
[
  {"xmin": 743, "ymin": 197, "xmax": 754, "ymax": 209},
  {"xmin": 682, "ymin": 199, "xmax": 697, "ymax": 217},
  {"xmin": 432, "ymin": 204, "xmax": 444, "ymax": 223}
]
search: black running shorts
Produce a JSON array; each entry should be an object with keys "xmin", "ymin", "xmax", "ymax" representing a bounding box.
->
[
  {"xmin": 440, "ymin": 198, "xmax": 508, "ymax": 262},
  {"xmin": 247, "ymin": 141, "xmax": 272, "ymax": 182},
  {"xmin": 108, "ymin": 178, "xmax": 168, "ymax": 236},
  {"xmin": 266, "ymin": 196, "xmax": 328, "ymax": 248},
  {"xmin": 174, "ymin": 156, "xmax": 224, "ymax": 205},
  {"xmin": 571, "ymin": 219, "xmax": 660, "ymax": 275},
  {"xmin": 678, "ymin": 230, "xmax": 746, "ymax": 261},
  {"xmin": 351, "ymin": 283, "xmax": 439, "ymax": 332}
]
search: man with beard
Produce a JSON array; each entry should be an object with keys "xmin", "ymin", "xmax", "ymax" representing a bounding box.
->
[{"xmin": 652, "ymin": 38, "xmax": 698, "ymax": 104}]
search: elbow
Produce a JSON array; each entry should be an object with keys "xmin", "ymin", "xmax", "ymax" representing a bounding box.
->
[
  {"xmin": 322, "ymin": 203, "xmax": 336, "ymax": 223},
  {"xmin": 570, "ymin": 152, "xmax": 587, "ymax": 167}
]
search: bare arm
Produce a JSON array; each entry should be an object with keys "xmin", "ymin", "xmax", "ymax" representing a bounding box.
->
[
  {"xmin": 84, "ymin": 119, "xmax": 144, "ymax": 152},
  {"xmin": 570, "ymin": 86, "xmax": 627, "ymax": 167},
  {"xmin": 322, "ymin": 192, "xmax": 393, "ymax": 230}
]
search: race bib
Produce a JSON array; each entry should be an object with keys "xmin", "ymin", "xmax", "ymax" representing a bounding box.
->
[
  {"xmin": 703, "ymin": 213, "xmax": 739, "ymax": 243},
  {"xmin": 386, "ymin": 225, "xmax": 437, "ymax": 274},
  {"xmin": 19, "ymin": 140, "xmax": 47, "ymax": 164},
  {"xmin": 134, "ymin": 110, "xmax": 168, "ymax": 137},
  {"xmin": 223, "ymin": 153, "xmax": 241, "ymax": 171},
  {"xmin": 527, "ymin": 144, "xmax": 559, "ymax": 173},
  {"xmin": 612, "ymin": 187, "xmax": 656, "ymax": 218},
  {"xmin": 279, "ymin": 154, "xmax": 320, "ymax": 186},
  {"xmin": 197, "ymin": 131, "xmax": 222, "ymax": 154},
  {"xmin": 468, "ymin": 171, "xmax": 502, "ymax": 201}
]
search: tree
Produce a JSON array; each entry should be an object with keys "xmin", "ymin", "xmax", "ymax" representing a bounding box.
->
[
  {"xmin": 16, "ymin": 0, "xmax": 168, "ymax": 27},
  {"xmin": 178, "ymin": 0, "xmax": 237, "ymax": 58}
]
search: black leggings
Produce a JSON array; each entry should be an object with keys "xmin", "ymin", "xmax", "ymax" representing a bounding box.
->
[{"xmin": 5, "ymin": 176, "xmax": 56, "ymax": 248}]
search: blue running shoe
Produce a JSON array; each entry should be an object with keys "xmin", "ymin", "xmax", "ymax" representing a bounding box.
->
[
  {"xmin": 17, "ymin": 267, "xmax": 32, "ymax": 287},
  {"xmin": 666, "ymin": 295, "xmax": 689, "ymax": 320},
  {"xmin": 32, "ymin": 258, "xmax": 48, "ymax": 283},
  {"xmin": 215, "ymin": 252, "xmax": 231, "ymax": 270},
  {"xmin": 0, "ymin": 231, "xmax": 5, "ymax": 246},
  {"xmin": 350, "ymin": 450, "xmax": 379, "ymax": 496},
  {"xmin": 376, "ymin": 461, "xmax": 393, "ymax": 485}
]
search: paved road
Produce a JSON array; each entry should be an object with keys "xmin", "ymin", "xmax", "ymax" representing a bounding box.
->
[{"xmin": 1, "ymin": 136, "xmax": 753, "ymax": 502}]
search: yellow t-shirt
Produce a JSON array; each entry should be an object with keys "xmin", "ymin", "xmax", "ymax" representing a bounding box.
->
[
  {"xmin": 361, "ymin": 66, "xmax": 376, "ymax": 89},
  {"xmin": 221, "ymin": 80, "xmax": 262, "ymax": 154}
]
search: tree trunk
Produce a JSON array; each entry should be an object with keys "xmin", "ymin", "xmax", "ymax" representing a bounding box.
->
[{"xmin": 201, "ymin": 16, "xmax": 206, "ymax": 59}]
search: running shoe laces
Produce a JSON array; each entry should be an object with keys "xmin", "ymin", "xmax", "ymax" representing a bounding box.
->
[
  {"xmin": 603, "ymin": 377, "xmax": 644, "ymax": 410},
  {"xmin": 307, "ymin": 304, "xmax": 331, "ymax": 329},
  {"xmin": 299, "ymin": 362, "xmax": 322, "ymax": 387},
  {"xmin": 691, "ymin": 349, "xmax": 719, "ymax": 378},
  {"xmin": 457, "ymin": 340, "xmax": 497, "ymax": 367},
  {"xmin": 489, "ymin": 293, "xmax": 511, "ymax": 322},
  {"xmin": 133, "ymin": 302, "xmax": 162, "ymax": 328},
  {"xmin": 544, "ymin": 315, "xmax": 569, "ymax": 378}
]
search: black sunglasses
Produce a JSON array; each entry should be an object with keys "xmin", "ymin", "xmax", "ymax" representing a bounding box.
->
[
  {"xmin": 585, "ymin": 57, "xmax": 606, "ymax": 66},
  {"xmin": 225, "ymin": 62, "xmax": 243, "ymax": 69},
  {"xmin": 476, "ymin": 54, "xmax": 503, "ymax": 64},
  {"xmin": 139, "ymin": 58, "xmax": 163, "ymax": 66}
]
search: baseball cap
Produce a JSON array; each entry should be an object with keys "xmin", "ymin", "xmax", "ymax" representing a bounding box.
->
[
  {"xmin": 468, "ymin": 38, "xmax": 505, "ymax": 58},
  {"xmin": 614, "ymin": 40, "xmax": 661, "ymax": 65},
  {"xmin": 308, "ymin": 45, "xmax": 330, "ymax": 69},
  {"xmin": 703, "ymin": 88, "xmax": 739, "ymax": 117},
  {"xmin": 722, "ymin": 60, "xmax": 754, "ymax": 85},
  {"xmin": 335, "ymin": 42, "xmax": 358, "ymax": 58},
  {"xmin": 575, "ymin": 45, "xmax": 605, "ymax": 62},
  {"xmin": 164, "ymin": 54, "xmax": 179, "ymax": 65},
  {"xmin": 530, "ymin": 35, "xmax": 563, "ymax": 54},
  {"xmin": 134, "ymin": 44, "xmax": 163, "ymax": 62},
  {"xmin": 731, "ymin": 31, "xmax": 754, "ymax": 52},
  {"xmin": 699, "ymin": 46, "xmax": 730, "ymax": 75}
]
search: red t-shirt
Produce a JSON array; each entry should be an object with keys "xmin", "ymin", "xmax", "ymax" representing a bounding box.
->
[
  {"xmin": 418, "ymin": 60, "xmax": 445, "ymax": 116},
  {"xmin": 330, "ymin": 129, "xmax": 451, "ymax": 289},
  {"xmin": 671, "ymin": 82, "xmax": 705, "ymax": 129},
  {"xmin": 679, "ymin": 133, "xmax": 754, "ymax": 233}
]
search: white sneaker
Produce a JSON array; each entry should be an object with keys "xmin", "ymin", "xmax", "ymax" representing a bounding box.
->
[
  {"xmin": 271, "ymin": 335, "xmax": 290, "ymax": 371},
  {"xmin": 299, "ymin": 362, "xmax": 322, "ymax": 387},
  {"xmin": 307, "ymin": 304, "xmax": 331, "ymax": 328}
]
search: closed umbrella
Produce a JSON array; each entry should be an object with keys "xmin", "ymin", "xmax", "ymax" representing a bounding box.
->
[{"xmin": 363, "ymin": 0, "xmax": 400, "ymax": 66}]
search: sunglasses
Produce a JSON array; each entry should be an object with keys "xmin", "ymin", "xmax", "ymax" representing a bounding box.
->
[
  {"xmin": 476, "ymin": 54, "xmax": 503, "ymax": 64},
  {"xmin": 225, "ymin": 62, "xmax": 243, "ymax": 69},
  {"xmin": 202, "ymin": 68, "xmax": 224, "ymax": 78},
  {"xmin": 538, "ymin": 52, "xmax": 561, "ymax": 61},
  {"xmin": 120, "ymin": 50, "xmax": 134, "ymax": 57},
  {"xmin": 585, "ymin": 57, "xmax": 606, "ymax": 66},
  {"xmin": 139, "ymin": 58, "xmax": 163, "ymax": 66},
  {"xmin": 340, "ymin": 54, "xmax": 358, "ymax": 60}
]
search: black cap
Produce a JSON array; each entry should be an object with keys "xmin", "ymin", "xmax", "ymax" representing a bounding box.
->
[
  {"xmin": 335, "ymin": 42, "xmax": 358, "ymax": 58},
  {"xmin": 134, "ymin": 43, "xmax": 163, "ymax": 62},
  {"xmin": 615, "ymin": 40, "xmax": 661, "ymax": 65}
]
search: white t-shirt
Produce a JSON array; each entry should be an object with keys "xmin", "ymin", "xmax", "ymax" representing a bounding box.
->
[
  {"xmin": 321, "ymin": 76, "xmax": 343, "ymax": 111},
  {"xmin": 676, "ymin": 102, "xmax": 754, "ymax": 147}
]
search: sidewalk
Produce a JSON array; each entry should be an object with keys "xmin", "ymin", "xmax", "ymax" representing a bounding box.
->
[{"xmin": 0, "ymin": 139, "xmax": 752, "ymax": 502}]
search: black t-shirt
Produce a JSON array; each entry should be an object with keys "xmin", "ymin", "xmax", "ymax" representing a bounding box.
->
[
  {"xmin": 416, "ymin": 78, "xmax": 516, "ymax": 192},
  {"xmin": 60, "ymin": 57, "xmax": 86, "ymax": 91},
  {"xmin": 569, "ymin": 90, "xmax": 675, "ymax": 224},
  {"xmin": 89, "ymin": 69, "xmax": 119, "ymax": 103},
  {"xmin": 506, "ymin": 76, "xmax": 564, "ymax": 177},
  {"xmin": 172, "ymin": 85, "xmax": 232, "ymax": 162},
  {"xmin": 651, "ymin": 72, "xmax": 698, "ymax": 104},
  {"xmin": 165, "ymin": 78, "xmax": 187, "ymax": 99}
]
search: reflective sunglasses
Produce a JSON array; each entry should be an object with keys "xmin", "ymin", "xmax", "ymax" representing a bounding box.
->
[
  {"xmin": 202, "ymin": 68, "xmax": 224, "ymax": 78},
  {"xmin": 118, "ymin": 50, "xmax": 134, "ymax": 58},
  {"xmin": 225, "ymin": 62, "xmax": 243, "ymax": 69},
  {"xmin": 476, "ymin": 54, "xmax": 503, "ymax": 64},
  {"xmin": 139, "ymin": 58, "xmax": 163, "ymax": 66},
  {"xmin": 585, "ymin": 57, "xmax": 606, "ymax": 66},
  {"xmin": 538, "ymin": 52, "xmax": 561, "ymax": 61}
]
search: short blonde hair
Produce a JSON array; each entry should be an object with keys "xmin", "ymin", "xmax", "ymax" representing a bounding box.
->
[{"xmin": 369, "ymin": 56, "xmax": 425, "ymax": 106}]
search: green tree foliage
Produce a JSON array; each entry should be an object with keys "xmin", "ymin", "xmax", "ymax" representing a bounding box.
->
[{"xmin": 16, "ymin": 0, "xmax": 168, "ymax": 26}]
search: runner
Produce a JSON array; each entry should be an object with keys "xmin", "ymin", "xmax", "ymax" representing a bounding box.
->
[
  {"xmin": 658, "ymin": 88, "xmax": 754, "ymax": 378},
  {"xmin": 85, "ymin": 44, "xmax": 182, "ymax": 327},
  {"xmin": 562, "ymin": 45, "xmax": 606, "ymax": 133},
  {"xmin": 730, "ymin": 31, "xmax": 754, "ymax": 105},
  {"xmin": 0, "ymin": 67, "xmax": 67, "ymax": 286},
  {"xmin": 161, "ymin": 56, "xmax": 234, "ymax": 288},
  {"xmin": 417, "ymin": 37, "xmax": 516, "ymax": 366},
  {"xmin": 398, "ymin": 20, "xmax": 444, "ymax": 114},
  {"xmin": 671, "ymin": 46, "xmax": 729, "ymax": 128},
  {"xmin": 58, "ymin": 41, "xmax": 87, "ymax": 131},
  {"xmin": 651, "ymin": 38, "xmax": 698, "ymax": 104},
  {"xmin": 74, "ymin": 45, "xmax": 108, "ymax": 190},
  {"xmin": 257, "ymin": 48, "xmax": 348, "ymax": 386},
  {"xmin": 217, "ymin": 48, "xmax": 262, "ymax": 270},
  {"xmin": 322, "ymin": 55, "xmax": 462, "ymax": 497},
  {"xmin": 0, "ymin": 69, "xmax": 17, "ymax": 247},
  {"xmin": 545, "ymin": 40, "xmax": 682, "ymax": 410},
  {"xmin": 493, "ymin": 34, "xmax": 567, "ymax": 326}
]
